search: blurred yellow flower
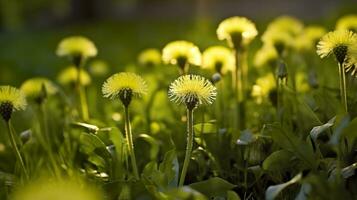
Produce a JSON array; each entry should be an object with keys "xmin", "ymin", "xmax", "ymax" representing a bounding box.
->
[
  {"xmin": 202, "ymin": 46, "xmax": 234, "ymax": 74},
  {"xmin": 251, "ymin": 74, "xmax": 276, "ymax": 104},
  {"xmin": 56, "ymin": 36, "xmax": 97, "ymax": 58},
  {"xmin": 336, "ymin": 14, "xmax": 357, "ymax": 32},
  {"xmin": 316, "ymin": 30, "xmax": 357, "ymax": 64},
  {"xmin": 58, "ymin": 66, "xmax": 92, "ymax": 86},
  {"xmin": 11, "ymin": 178, "xmax": 104, "ymax": 200},
  {"xmin": 20, "ymin": 77, "xmax": 58, "ymax": 102},
  {"xmin": 267, "ymin": 16, "xmax": 304, "ymax": 36},
  {"xmin": 296, "ymin": 72, "xmax": 310, "ymax": 93},
  {"xmin": 88, "ymin": 59, "xmax": 109, "ymax": 77},
  {"xmin": 262, "ymin": 27, "xmax": 293, "ymax": 55},
  {"xmin": 217, "ymin": 16, "xmax": 258, "ymax": 48},
  {"xmin": 294, "ymin": 26, "xmax": 327, "ymax": 52},
  {"xmin": 254, "ymin": 44, "xmax": 278, "ymax": 68},
  {"xmin": 102, "ymin": 72, "xmax": 147, "ymax": 106},
  {"xmin": 138, "ymin": 48, "xmax": 161, "ymax": 66},
  {"xmin": 168, "ymin": 74, "xmax": 216, "ymax": 108},
  {"xmin": 0, "ymin": 86, "xmax": 27, "ymax": 121},
  {"xmin": 162, "ymin": 41, "xmax": 201, "ymax": 67}
]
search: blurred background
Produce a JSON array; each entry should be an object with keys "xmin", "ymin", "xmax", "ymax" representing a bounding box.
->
[{"xmin": 0, "ymin": 0, "xmax": 356, "ymax": 85}]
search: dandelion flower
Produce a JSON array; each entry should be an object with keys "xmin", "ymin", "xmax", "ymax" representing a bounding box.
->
[
  {"xmin": 11, "ymin": 178, "xmax": 104, "ymax": 200},
  {"xmin": 162, "ymin": 41, "xmax": 201, "ymax": 72},
  {"xmin": 262, "ymin": 27, "xmax": 293, "ymax": 55},
  {"xmin": 251, "ymin": 73, "xmax": 276, "ymax": 104},
  {"xmin": 58, "ymin": 66, "xmax": 92, "ymax": 87},
  {"xmin": 20, "ymin": 77, "xmax": 58, "ymax": 103},
  {"xmin": 254, "ymin": 44, "xmax": 278, "ymax": 68},
  {"xmin": 316, "ymin": 30, "xmax": 357, "ymax": 64},
  {"xmin": 168, "ymin": 74, "xmax": 216, "ymax": 109},
  {"xmin": 294, "ymin": 26, "xmax": 326, "ymax": 52},
  {"xmin": 202, "ymin": 46, "xmax": 234, "ymax": 74},
  {"xmin": 56, "ymin": 36, "xmax": 97, "ymax": 59},
  {"xmin": 0, "ymin": 86, "xmax": 27, "ymax": 121},
  {"xmin": 336, "ymin": 14, "xmax": 357, "ymax": 32},
  {"xmin": 88, "ymin": 59, "xmax": 109, "ymax": 77},
  {"xmin": 102, "ymin": 72, "xmax": 147, "ymax": 106},
  {"xmin": 138, "ymin": 48, "xmax": 161, "ymax": 66},
  {"xmin": 267, "ymin": 16, "xmax": 303, "ymax": 36},
  {"xmin": 217, "ymin": 16, "xmax": 258, "ymax": 48}
]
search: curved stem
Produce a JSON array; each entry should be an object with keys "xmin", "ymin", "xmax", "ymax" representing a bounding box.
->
[
  {"xmin": 179, "ymin": 108, "xmax": 194, "ymax": 186},
  {"xmin": 76, "ymin": 61, "xmax": 89, "ymax": 121},
  {"xmin": 338, "ymin": 62, "xmax": 348, "ymax": 112},
  {"xmin": 124, "ymin": 106, "xmax": 139, "ymax": 179},
  {"xmin": 6, "ymin": 120, "xmax": 28, "ymax": 179}
]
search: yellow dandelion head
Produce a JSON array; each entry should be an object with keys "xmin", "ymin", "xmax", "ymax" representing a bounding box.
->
[
  {"xmin": 88, "ymin": 59, "xmax": 109, "ymax": 77},
  {"xmin": 254, "ymin": 44, "xmax": 278, "ymax": 68},
  {"xmin": 217, "ymin": 16, "xmax": 258, "ymax": 48},
  {"xmin": 345, "ymin": 46, "xmax": 357, "ymax": 76},
  {"xmin": 138, "ymin": 48, "xmax": 162, "ymax": 67},
  {"xmin": 336, "ymin": 14, "xmax": 357, "ymax": 32},
  {"xmin": 268, "ymin": 16, "xmax": 304, "ymax": 36},
  {"xmin": 168, "ymin": 74, "xmax": 217, "ymax": 109},
  {"xmin": 262, "ymin": 27, "xmax": 293, "ymax": 55},
  {"xmin": 56, "ymin": 36, "xmax": 97, "ymax": 58},
  {"xmin": 162, "ymin": 41, "xmax": 201, "ymax": 69},
  {"xmin": 102, "ymin": 72, "xmax": 147, "ymax": 106},
  {"xmin": 316, "ymin": 30, "xmax": 357, "ymax": 64},
  {"xmin": 251, "ymin": 73, "xmax": 276, "ymax": 104},
  {"xmin": 20, "ymin": 77, "xmax": 58, "ymax": 103},
  {"xmin": 294, "ymin": 26, "xmax": 327, "ymax": 52},
  {"xmin": 0, "ymin": 86, "xmax": 27, "ymax": 121},
  {"xmin": 202, "ymin": 46, "xmax": 234, "ymax": 74},
  {"xmin": 58, "ymin": 66, "xmax": 92, "ymax": 87},
  {"xmin": 11, "ymin": 178, "xmax": 104, "ymax": 200}
]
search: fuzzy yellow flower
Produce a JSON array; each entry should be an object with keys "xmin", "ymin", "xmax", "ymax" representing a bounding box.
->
[
  {"xmin": 56, "ymin": 36, "xmax": 97, "ymax": 58},
  {"xmin": 169, "ymin": 74, "xmax": 216, "ymax": 109},
  {"xmin": 58, "ymin": 66, "xmax": 92, "ymax": 86},
  {"xmin": 88, "ymin": 59, "xmax": 109, "ymax": 77},
  {"xmin": 138, "ymin": 48, "xmax": 162, "ymax": 66},
  {"xmin": 316, "ymin": 30, "xmax": 357, "ymax": 64},
  {"xmin": 262, "ymin": 27, "xmax": 293, "ymax": 55},
  {"xmin": 20, "ymin": 78, "xmax": 58, "ymax": 103},
  {"xmin": 202, "ymin": 46, "xmax": 234, "ymax": 74},
  {"xmin": 0, "ymin": 86, "xmax": 27, "ymax": 121},
  {"xmin": 336, "ymin": 14, "xmax": 357, "ymax": 32},
  {"xmin": 294, "ymin": 26, "xmax": 326, "ymax": 52},
  {"xmin": 102, "ymin": 72, "xmax": 147, "ymax": 106},
  {"xmin": 11, "ymin": 178, "xmax": 104, "ymax": 200},
  {"xmin": 254, "ymin": 44, "xmax": 279, "ymax": 68},
  {"xmin": 162, "ymin": 41, "xmax": 201, "ymax": 69},
  {"xmin": 251, "ymin": 73, "xmax": 276, "ymax": 104},
  {"xmin": 267, "ymin": 16, "xmax": 304, "ymax": 36},
  {"xmin": 217, "ymin": 16, "xmax": 258, "ymax": 48}
]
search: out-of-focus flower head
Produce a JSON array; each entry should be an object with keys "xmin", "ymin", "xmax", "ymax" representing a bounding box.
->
[
  {"xmin": 58, "ymin": 66, "xmax": 92, "ymax": 87},
  {"xmin": 20, "ymin": 77, "xmax": 58, "ymax": 103},
  {"xmin": 88, "ymin": 59, "xmax": 109, "ymax": 77},
  {"xmin": 0, "ymin": 86, "xmax": 27, "ymax": 121},
  {"xmin": 294, "ymin": 26, "xmax": 327, "ymax": 52},
  {"xmin": 138, "ymin": 48, "xmax": 162, "ymax": 67},
  {"xmin": 202, "ymin": 46, "xmax": 234, "ymax": 74},
  {"xmin": 217, "ymin": 16, "xmax": 258, "ymax": 49},
  {"xmin": 56, "ymin": 36, "xmax": 97, "ymax": 60},
  {"xmin": 336, "ymin": 14, "xmax": 357, "ymax": 32},
  {"xmin": 254, "ymin": 44, "xmax": 279, "ymax": 68},
  {"xmin": 251, "ymin": 73, "xmax": 276, "ymax": 104}
]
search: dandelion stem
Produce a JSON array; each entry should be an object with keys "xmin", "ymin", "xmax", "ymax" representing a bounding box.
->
[
  {"xmin": 124, "ymin": 106, "xmax": 139, "ymax": 180},
  {"xmin": 179, "ymin": 108, "xmax": 194, "ymax": 186},
  {"xmin": 75, "ymin": 59, "xmax": 89, "ymax": 121},
  {"xmin": 5, "ymin": 120, "xmax": 28, "ymax": 179},
  {"xmin": 338, "ymin": 62, "xmax": 348, "ymax": 112}
]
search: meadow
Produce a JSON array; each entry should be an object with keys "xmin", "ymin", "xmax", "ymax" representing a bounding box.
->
[{"xmin": 1, "ymin": 13, "xmax": 357, "ymax": 200}]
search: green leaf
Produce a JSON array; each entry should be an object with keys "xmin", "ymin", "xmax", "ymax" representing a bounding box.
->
[
  {"xmin": 79, "ymin": 132, "xmax": 107, "ymax": 155},
  {"xmin": 159, "ymin": 149, "xmax": 179, "ymax": 188},
  {"xmin": 163, "ymin": 187, "xmax": 207, "ymax": 200},
  {"xmin": 262, "ymin": 150, "xmax": 295, "ymax": 172},
  {"xmin": 194, "ymin": 123, "xmax": 216, "ymax": 135},
  {"xmin": 341, "ymin": 117, "xmax": 357, "ymax": 142},
  {"xmin": 265, "ymin": 173, "xmax": 302, "ymax": 200},
  {"xmin": 227, "ymin": 191, "xmax": 241, "ymax": 200},
  {"xmin": 137, "ymin": 134, "xmax": 160, "ymax": 161},
  {"xmin": 71, "ymin": 122, "xmax": 99, "ymax": 133},
  {"xmin": 310, "ymin": 116, "xmax": 335, "ymax": 142},
  {"xmin": 329, "ymin": 115, "xmax": 350, "ymax": 146},
  {"xmin": 263, "ymin": 124, "xmax": 316, "ymax": 169},
  {"xmin": 189, "ymin": 177, "xmax": 236, "ymax": 198},
  {"xmin": 341, "ymin": 162, "xmax": 357, "ymax": 179}
]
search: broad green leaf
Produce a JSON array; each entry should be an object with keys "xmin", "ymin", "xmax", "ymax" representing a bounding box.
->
[
  {"xmin": 265, "ymin": 173, "xmax": 302, "ymax": 200},
  {"xmin": 162, "ymin": 186, "xmax": 207, "ymax": 200},
  {"xmin": 341, "ymin": 117, "xmax": 357, "ymax": 142},
  {"xmin": 227, "ymin": 191, "xmax": 241, "ymax": 200},
  {"xmin": 159, "ymin": 149, "xmax": 179, "ymax": 188},
  {"xmin": 341, "ymin": 162, "xmax": 357, "ymax": 179},
  {"xmin": 137, "ymin": 134, "xmax": 160, "ymax": 160},
  {"xmin": 79, "ymin": 132, "xmax": 107, "ymax": 154},
  {"xmin": 295, "ymin": 183, "xmax": 311, "ymax": 200},
  {"xmin": 263, "ymin": 124, "xmax": 316, "ymax": 169},
  {"xmin": 329, "ymin": 115, "xmax": 350, "ymax": 146},
  {"xmin": 189, "ymin": 177, "xmax": 236, "ymax": 198},
  {"xmin": 194, "ymin": 123, "xmax": 216, "ymax": 135},
  {"xmin": 72, "ymin": 122, "xmax": 99, "ymax": 133},
  {"xmin": 262, "ymin": 150, "xmax": 295, "ymax": 172},
  {"xmin": 310, "ymin": 116, "xmax": 335, "ymax": 142}
]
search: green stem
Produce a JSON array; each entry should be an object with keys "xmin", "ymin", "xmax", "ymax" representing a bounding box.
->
[
  {"xmin": 338, "ymin": 62, "xmax": 348, "ymax": 112},
  {"xmin": 6, "ymin": 120, "xmax": 28, "ymax": 179},
  {"xmin": 179, "ymin": 108, "xmax": 194, "ymax": 186},
  {"xmin": 124, "ymin": 106, "xmax": 139, "ymax": 180},
  {"xmin": 76, "ymin": 60, "xmax": 89, "ymax": 121}
]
